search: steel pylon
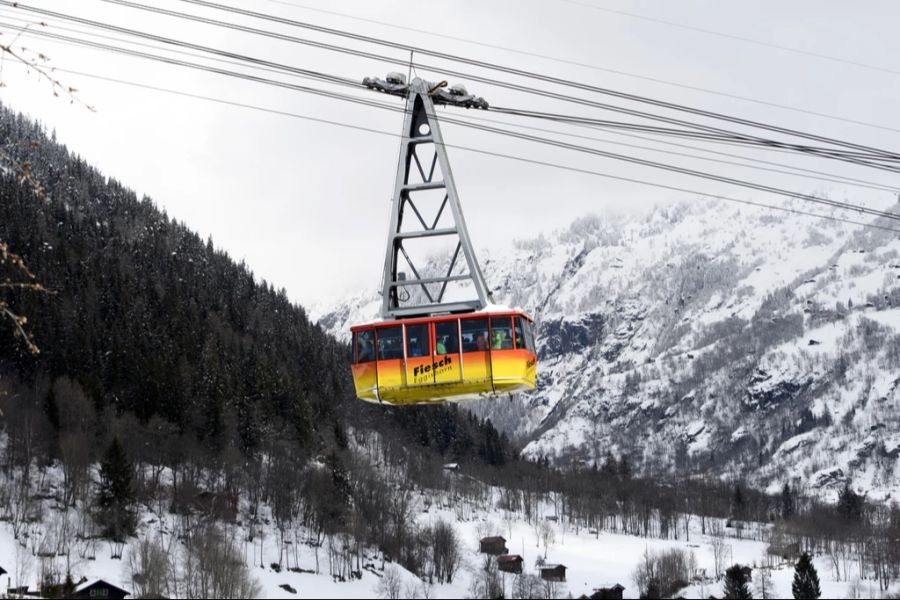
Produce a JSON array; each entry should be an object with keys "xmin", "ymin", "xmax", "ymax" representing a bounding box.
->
[{"xmin": 379, "ymin": 77, "xmax": 492, "ymax": 319}]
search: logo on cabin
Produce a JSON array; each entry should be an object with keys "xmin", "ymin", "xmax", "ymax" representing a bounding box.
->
[{"xmin": 413, "ymin": 356, "xmax": 453, "ymax": 382}]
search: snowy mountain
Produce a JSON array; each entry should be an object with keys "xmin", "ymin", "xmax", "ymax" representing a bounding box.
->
[{"xmin": 317, "ymin": 197, "xmax": 900, "ymax": 500}]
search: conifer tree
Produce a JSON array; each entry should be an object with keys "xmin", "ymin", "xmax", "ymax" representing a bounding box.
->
[
  {"xmin": 724, "ymin": 564, "xmax": 753, "ymax": 599},
  {"xmin": 781, "ymin": 482, "xmax": 795, "ymax": 520},
  {"xmin": 791, "ymin": 553, "xmax": 821, "ymax": 599},
  {"xmin": 62, "ymin": 573, "xmax": 75, "ymax": 598},
  {"xmin": 732, "ymin": 484, "xmax": 746, "ymax": 520},
  {"xmin": 836, "ymin": 483, "xmax": 864, "ymax": 523},
  {"xmin": 96, "ymin": 436, "xmax": 135, "ymax": 540}
]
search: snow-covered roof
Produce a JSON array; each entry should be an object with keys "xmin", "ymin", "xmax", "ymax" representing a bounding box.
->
[
  {"xmin": 498, "ymin": 554, "xmax": 523, "ymax": 562},
  {"xmin": 74, "ymin": 579, "xmax": 131, "ymax": 596},
  {"xmin": 350, "ymin": 304, "xmax": 532, "ymax": 329}
]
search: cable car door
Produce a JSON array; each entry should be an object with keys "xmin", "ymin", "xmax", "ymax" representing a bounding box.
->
[
  {"xmin": 375, "ymin": 325, "xmax": 405, "ymax": 390},
  {"xmin": 405, "ymin": 323, "xmax": 434, "ymax": 387},
  {"xmin": 488, "ymin": 315, "xmax": 516, "ymax": 383},
  {"xmin": 433, "ymin": 319, "xmax": 462, "ymax": 384},
  {"xmin": 460, "ymin": 317, "xmax": 492, "ymax": 383}
]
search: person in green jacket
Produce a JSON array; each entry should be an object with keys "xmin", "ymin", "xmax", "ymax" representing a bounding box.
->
[{"xmin": 492, "ymin": 330, "xmax": 506, "ymax": 349}]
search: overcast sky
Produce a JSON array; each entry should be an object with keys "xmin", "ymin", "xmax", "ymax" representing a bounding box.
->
[{"xmin": 1, "ymin": 0, "xmax": 899, "ymax": 308}]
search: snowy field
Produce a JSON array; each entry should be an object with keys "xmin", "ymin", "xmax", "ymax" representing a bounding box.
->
[{"xmin": 1, "ymin": 482, "xmax": 893, "ymax": 599}]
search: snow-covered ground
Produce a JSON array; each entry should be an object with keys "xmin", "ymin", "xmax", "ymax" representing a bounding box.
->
[{"xmin": 0, "ymin": 470, "xmax": 892, "ymax": 599}]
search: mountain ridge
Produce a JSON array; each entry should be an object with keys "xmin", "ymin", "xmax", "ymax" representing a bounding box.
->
[{"xmin": 319, "ymin": 197, "xmax": 900, "ymax": 501}]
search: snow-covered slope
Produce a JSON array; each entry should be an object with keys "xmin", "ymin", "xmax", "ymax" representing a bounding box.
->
[
  {"xmin": 318, "ymin": 198, "xmax": 900, "ymax": 500},
  {"xmin": 0, "ymin": 435, "xmax": 889, "ymax": 600}
]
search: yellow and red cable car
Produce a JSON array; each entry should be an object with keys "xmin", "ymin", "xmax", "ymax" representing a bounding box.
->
[
  {"xmin": 351, "ymin": 74, "xmax": 538, "ymax": 405},
  {"xmin": 351, "ymin": 309, "xmax": 536, "ymax": 405}
]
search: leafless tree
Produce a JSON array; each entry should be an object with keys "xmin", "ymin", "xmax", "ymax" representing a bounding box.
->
[
  {"xmin": 59, "ymin": 432, "xmax": 90, "ymax": 507},
  {"xmin": 181, "ymin": 524, "xmax": 262, "ymax": 599},
  {"xmin": 710, "ymin": 520, "xmax": 729, "ymax": 579},
  {"xmin": 539, "ymin": 520, "xmax": 556, "ymax": 559},
  {"xmin": 430, "ymin": 518, "xmax": 461, "ymax": 584},
  {"xmin": 468, "ymin": 556, "xmax": 504, "ymax": 599},
  {"xmin": 14, "ymin": 537, "xmax": 33, "ymax": 590},
  {"xmin": 512, "ymin": 573, "xmax": 544, "ymax": 599},
  {"xmin": 376, "ymin": 564, "xmax": 403, "ymax": 600},
  {"xmin": 755, "ymin": 563, "xmax": 774, "ymax": 599},
  {"xmin": 128, "ymin": 534, "xmax": 175, "ymax": 599}
]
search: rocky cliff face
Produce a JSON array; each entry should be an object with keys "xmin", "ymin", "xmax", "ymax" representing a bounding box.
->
[{"xmin": 317, "ymin": 198, "xmax": 900, "ymax": 501}]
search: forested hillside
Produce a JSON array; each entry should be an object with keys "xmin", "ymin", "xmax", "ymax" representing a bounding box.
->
[{"xmin": 0, "ymin": 103, "xmax": 514, "ymax": 475}]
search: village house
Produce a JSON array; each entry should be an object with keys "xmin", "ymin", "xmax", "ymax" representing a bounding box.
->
[
  {"xmin": 587, "ymin": 583, "xmax": 625, "ymax": 600},
  {"xmin": 192, "ymin": 490, "xmax": 239, "ymax": 523},
  {"xmin": 72, "ymin": 579, "xmax": 131, "ymax": 600},
  {"xmin": 479, "ymin": 536, "xmax": 508, "ymax": 555},
  {"xmin": 497, "ymin": 554, "xmax": 524, "ymax": 574},
  {"xmin": 539, "ymin": 564, "xmax": 567, "ymax": 582}
]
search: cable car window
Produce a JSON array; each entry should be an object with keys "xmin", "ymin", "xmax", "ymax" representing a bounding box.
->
[
  {"xmin": 460, "ymin": 318, "xmax": 489, "ymax": 352},
  {"xmin": 356, "ymin": 330, "xmax": 375, "ymax": 363},
  {"xmin": 514, "ymin": 317, "xmax": 526, "ymax": 350},
  {"xmin": 376, "ymin": 326, "xmax": 404, "ymax": 360},
  {"xmin": 406, "ymin": 323, "xmax": 430, "ymax": 357},
  {"xmin": 434, "ymin": 320, "xmax": 459, "ymax": 355},
  {"xmin": 519, "ymin": 317, "xmax": 536, "ymax": 354},
  {"xmin": 490, "ymin": 316, "xmax": 514, "ymax": 350}
]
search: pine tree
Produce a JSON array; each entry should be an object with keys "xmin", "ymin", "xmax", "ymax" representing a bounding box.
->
[
  {"xmin": 837, "ymin": 483, "xmax": 864, "ymax": 523},
  {"xmin": 732, "ymin": 484, "xmax": 746, "ymax": 519},
  {"xmin": 780, "ymin": 482, "xmax": 795, "ymax": 520},
  {"xmin": 724, "ymin": 564, "xmax": 753, "ymax": 599},
  {"xmin": 96, "ymin": 436, "xmax": 135, "ymax": 540},
  {"xmin": 62, "ymin": 573, "xmax": 75, "ymax": 598},
  {"xmin": 600, "ymin": 451, "xmax": 618, "ymax": 477},
  {"xmin": 44, "ymin": 384, "xmax": 60, "ymax": 432},
  {"xmin": 791, "ymin": 553, "xmax": 821, "ymax": 599}
]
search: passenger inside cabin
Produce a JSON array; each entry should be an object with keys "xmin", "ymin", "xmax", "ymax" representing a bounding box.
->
[
  {"xmin": 491, "ymin": 330, "xmax": 507, "ymax": 349},
  {"xmin": 435, "ymin": 320, "xmax": 458, "ymax": 355},
  {"xmin": 359, "ymin": 337, "xmax": 374, "ymax": 362},
  {"xmin": 377, "ymin": 326, "xmax": 404, "ymax": 360},
  {"xmin": 476, "ymin": 333, "xmax": 487, "ymax": 351}
]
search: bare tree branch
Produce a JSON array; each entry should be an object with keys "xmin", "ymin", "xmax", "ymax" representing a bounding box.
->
[{"xmin": 0, "ymin": 21, "xmax": 96, "ymax": 111}]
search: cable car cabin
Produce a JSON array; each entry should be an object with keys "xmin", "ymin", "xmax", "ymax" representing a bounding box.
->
[{"xmin": 351, "ymin": 310, "xmax": 537, "ymax": 405}]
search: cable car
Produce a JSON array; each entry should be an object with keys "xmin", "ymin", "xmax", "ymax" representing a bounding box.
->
[
  {"xmin": 351, "ymin": 75, "xmax": 538, "ymax": 405},
  {"xmin": 351, "ymin": 309, "xmax": 537, "ymax": 405}
]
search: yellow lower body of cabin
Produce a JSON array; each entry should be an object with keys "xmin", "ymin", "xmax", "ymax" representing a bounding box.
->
[{"xmin": 352, "ymin": 349, "xmax": 537, "ymax": 405}]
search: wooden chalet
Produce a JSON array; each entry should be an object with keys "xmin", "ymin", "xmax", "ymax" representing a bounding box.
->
[
  {"xmin": 767, "ymin": 540, "xmax": 801, "ymax": 561},
  {"xmin": 192, "ymin": 491, "xmax": 239, "ymax": 523},
  {"xmin": 539, "ymin": 564, "xmax": 567, "ymax": 582},
  {"xmin": 479, "ymin": 536, "xmax": 508, "ymax": 555},
  {"xmin": 73, "ymin": 579, "xmax": 131, "ymax": 600},
  {"xmin": 497, "ymin": 554, "xmax": 524, "ymax": 574},
  {"xmin": 5, "ymin": 586, "xmax": 40, "ymax": 598},
  {"xmin": 589, "ymin": 584, "xmax": 625, "ymax": 600}
]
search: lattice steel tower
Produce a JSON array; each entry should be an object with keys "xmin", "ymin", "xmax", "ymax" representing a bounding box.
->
[{"xmin": 365, "ymin": 74, "xmax": 493, "ymax": 319}]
